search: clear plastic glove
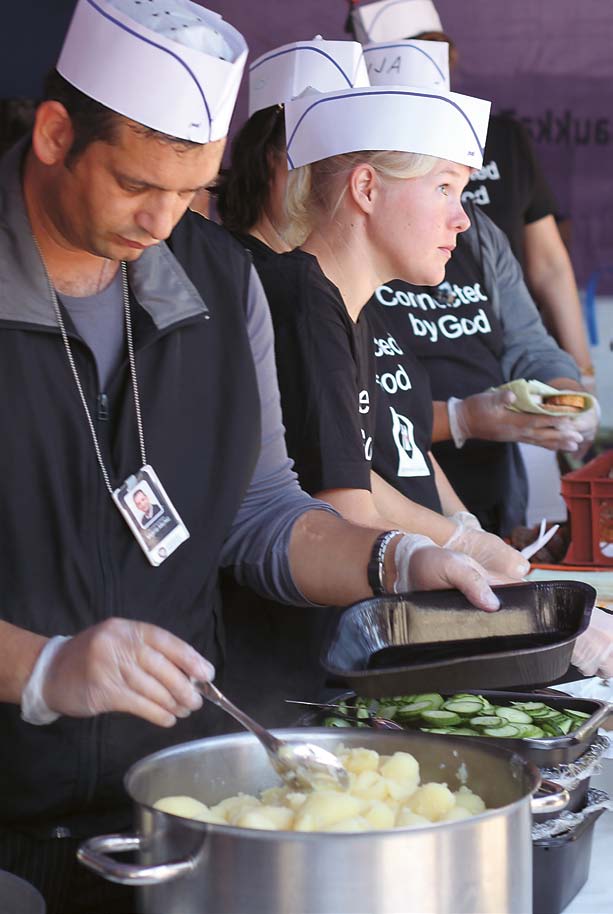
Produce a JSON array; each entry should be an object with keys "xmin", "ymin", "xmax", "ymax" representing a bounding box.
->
[
  {"xmin": 446, "ymin": 511, "xmax": 482, "ymax": 531},
  {"xmin": 447, "ymin": 390, "xmax": 584, "ymax": 451},
  {"xmin": 392, "ymin": 533, "xmax": 500, "ymax": 612},
  {"xmin": 571, "ymin": 607, "xmax": 613, "ymax": 678},
  {"xmin": 565, "ymin": 399, "xmax": 600, "ymax": 458},
  {"xmin": 40, "ymin": 618, "xmax": 215, "ymax": 727},
  {"xmin": 444, "ymin": 524, "xmax": 530, "ymax": 582}
]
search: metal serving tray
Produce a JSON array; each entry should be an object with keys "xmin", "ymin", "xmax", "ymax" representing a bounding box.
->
[
  {"xmin": 321, "ymin": 581, "xmax": 595, "ymax": 697},
  {"xmin": 295, "ymin": 690, "xmax": 612, "ymax": 766}
]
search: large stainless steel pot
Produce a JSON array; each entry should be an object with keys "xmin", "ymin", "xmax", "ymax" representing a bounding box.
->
[{"xmin": 78, "ymin": 728, "xmax": 568, "ymax": 914}]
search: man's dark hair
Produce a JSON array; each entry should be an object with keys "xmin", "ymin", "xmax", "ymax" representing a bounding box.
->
[
  {"xmin": 214, "ymin": 105, "xmax": 286, "ymax": 234},
  {"xmin": 43, "ymin": 70, "xmax": 200, "ymax": 167}
]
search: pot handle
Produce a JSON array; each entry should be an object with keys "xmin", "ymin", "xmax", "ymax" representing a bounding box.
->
[
  {"xmin": 77, "ymin": 833, "xmax": 199, "ymax": 886},
  {"xmin": 530, "ymin": 779, "xmax": 570, "ymax": 816}
]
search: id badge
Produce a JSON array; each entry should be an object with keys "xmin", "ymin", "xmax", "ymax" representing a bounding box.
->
[{"xmin": 112, "ymin": 465, "xmax": 190, "ymax": 566}]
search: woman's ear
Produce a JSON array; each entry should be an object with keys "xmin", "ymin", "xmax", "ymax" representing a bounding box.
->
[
  {"xmin": 348, "ymin": 163, "xmax": 379, "ymax": 214},
  {"xmin": 31, "ymin": 101, "xmax": 75, "ymax": 167}
]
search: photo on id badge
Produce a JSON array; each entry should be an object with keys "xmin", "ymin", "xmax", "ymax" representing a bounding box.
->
[{"xmin": 114, "ymin": 466, "xmax": 189, "ymax": 565}]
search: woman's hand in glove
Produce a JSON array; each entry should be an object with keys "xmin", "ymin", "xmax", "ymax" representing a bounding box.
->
[
  {"xmin": 444, "ymin": 524, "xmax": 530, "ymax": 582},
  {"xmin": 392, "ymin": 533, "xmax": 500, "ymax": 612},
  {"xmin": 447, "ymin": 391, "xmax": 584, "ymax": 451},
  {"xmin": 43, "ymin": 618, "xmax": 215, "ymax": 727},
  {"xmin": 571, "ymin": 607, "xmax": 613, "ymax": 678}
]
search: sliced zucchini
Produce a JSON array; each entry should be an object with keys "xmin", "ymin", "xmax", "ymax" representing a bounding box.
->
[
  {"xmin": 410, "ymin": 693, "xmax": 445, "ymax": 710},
  {"xmin": 377, "ymin": 704, "xmax": 398, "ymax": 720},
  {"xmin": 494, "ymin": 707, "xmax": 533, "ymax": 724},
  {"xmin": 421, "ymin": 710, "xmax": 462, "ymax": 726},
  {"xmin": 509, "ymin": 701, "xmax": 546, "ymax": 712},
  {"xmin": 484, "ymin": 724, "xmax": 521, "ymax": 738},
  {"xmin": 515, "ymin": 725, "xmax": 545, "ymax": 739},
  {"xmin": 441, "ymin": 699, "xmax": 484, "ymax": 716},
  {"xmin": 323, "ymin": 716, "xmax": 353, "ymax": 728},
  {"xmin": 470, "ymin": 716, "xmax": 503, "ymax": 729},
  {"xmin": 564, "ymin": 709, "xmax": 591, "ymax": 720},
  {"xmin": 395, "ymin": 700, "xmax": 438, "ymax": 719}
]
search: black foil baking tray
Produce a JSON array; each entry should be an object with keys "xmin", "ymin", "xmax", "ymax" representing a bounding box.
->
[
  {"xmin": 533, "ymin": 792, "xmax": 607, "ymax": 914},
  {"xmin": 321, "ymin": 581, "xmax": 595, "ymax": 697}
]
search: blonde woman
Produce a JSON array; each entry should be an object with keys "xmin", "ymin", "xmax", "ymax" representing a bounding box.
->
[{"xmin": 255, "ymin": 85, "xmax": 528, "ymax": 581}]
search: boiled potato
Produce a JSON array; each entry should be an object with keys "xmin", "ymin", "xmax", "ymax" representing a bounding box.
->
[
  {"xmin": 407, "ymin": 782, "xmax": 455, "ymax": 821},
  {"xmin": 212, "ymin": 794, "xmax": 260, "ymax": 826},
  {"xmin": 380, "ymin": 751, "xmax": 419, "ymax": 784},
  {"xmin": 235, "ymin": 805, "xmax": 294, "ymax": 831},
  {"xmin": 153, "ymin": 795, "xmax": 223, "ymax": 824},
  {"xmin": 396, "ymin": 808, "xmax": 431, "ymax": 829},
  {"xmin": 294, "ymin": 791, "xmax": 362, "ymax": 831},
  {"xmin": 341, "ymin": 747, "xmax": 379, "ymax": 774},
  {"xmin": 350, "ymin": 769, "xmax": 388, "ymax": 801},
  {"xmin": 454, "ymin": 785, "xmax": 486, "ymax": 815},
  {"xmin": 442, "ymin": 805, "xmax": 472, "ymax": 822},
  {"xmin": 364, "ymin": 801, "xmax": 396, "ymax": 830},
  {"xmin": 153, "ymin": 745, "xmax": 487, "ymax": 833},
  {"xmin": 325, "ymin": 816, "xmax": 370, "ymax": 832}
]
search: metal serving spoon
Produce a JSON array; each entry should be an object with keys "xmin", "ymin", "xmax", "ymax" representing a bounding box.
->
[{"xmin": 193, "ymin": 680, "xmax": 349, "ymax": 791}]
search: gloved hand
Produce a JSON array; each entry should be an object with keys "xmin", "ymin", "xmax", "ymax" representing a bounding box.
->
[
  {"xmin": 447, "ymin": 390, "xmax": 584, "ymax": 451},
  {"xmin": 446, "ymin": 511, "xmax": 482, "ymax": 531},
  {"xmin": 392, "ymin": 533, "xmax": 500, "ymax": 612},
  {"xmin": 563, "ymin": 398, "xmax": 600, "ymax": 458},
  {"xmin": 444, "ymin": 523, "xmax": 530, "ymax": 582},
  {"xmin": 23, "ymin": 618, "xmax": 215, "ymax": 728},
  {"xmin": 571, "ymin": 607, "xmax": 613, "ymax": 678}
]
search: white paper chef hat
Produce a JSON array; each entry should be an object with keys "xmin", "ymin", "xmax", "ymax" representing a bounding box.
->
[
  {"xmin": 284, "ymin": 85, "xmax": 490, "ymax": 170},
  {"xmin": 57, "ymin": 0, "xmax": 248, "ymax": 143},
  {"xmin": 248, "ymin": 38, "xmax": 370, "ymax": 117},
  {"xmin": 352, "ymin": 0, "xmax": 442, "ymax": 44},
  {"xmin": 363, "ymin": 38, "xmax": 449, "ymax": 90}
]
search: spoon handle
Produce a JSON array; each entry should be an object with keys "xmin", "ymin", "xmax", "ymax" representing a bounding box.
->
[{"xmin": 193, "ymin": 679, "xmax": 280, "ymax": 753}]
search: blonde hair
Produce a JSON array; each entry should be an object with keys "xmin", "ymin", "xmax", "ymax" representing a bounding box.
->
[{"xmin": 285, "ymin": 150, "xmax": 438, "ymax": 248}]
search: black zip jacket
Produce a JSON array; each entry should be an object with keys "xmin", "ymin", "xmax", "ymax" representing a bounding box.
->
[{"xmin": 0, "ymin": 142, "xmax": 262, "ymax": 837}]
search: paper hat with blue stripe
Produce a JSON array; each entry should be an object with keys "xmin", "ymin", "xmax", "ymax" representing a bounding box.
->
[
  {"xmin": 57, "ymin": 0, "xmax": 248, "ymax": 143},
  {"xmin": 352, "ymin": 0, "xmax": 442, "ymax": 44},
  {"xmin": 248, "ymin": 38, "xmax": 369, "ymax": 117},
  {"xmin": 364, "ymin": 38, "xmax": 449, "ymax": 90},
  {"xmin": 284, "ymin": 85, "xmax": 490, "ymax": 170}
]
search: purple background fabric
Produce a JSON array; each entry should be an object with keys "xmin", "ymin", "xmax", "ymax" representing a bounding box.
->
[
  {"xmin": 205, "ymin": 0, "xmax": 613, "ymax": 292},
  {"xmin": 3, "ymin": 1, "xmax": 612, "ymax": 290}
]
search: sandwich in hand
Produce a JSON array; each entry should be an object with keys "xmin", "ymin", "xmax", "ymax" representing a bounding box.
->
[{"xmin": 496, "ymin": 379, "xmax": 595, "ymax": 417}]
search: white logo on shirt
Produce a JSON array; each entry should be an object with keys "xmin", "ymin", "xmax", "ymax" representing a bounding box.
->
[
  {"xmin": 408, "ymin": 308, "xmax": 492, "ymax": 343},
  {"xmin": 358, "ymin": 389, "xmax": 370, "ymax": 414},
  {"xmin": 461, "ymin": 159, "xmax": 500, "ymax": 206},
  {"xmin": 361, "ymin": 428, "xmax": 373, "ymax": 461},
  {"xmin": 375, "ymin": 282, "xmax": 487, "ymax": 311},
  {"xmin": 390, "ymin": 407, "xmax": 430, "ymax": 478},
  {"xmin": 376, "ymin": 363, "xmax": 413, "ymax": 396}
]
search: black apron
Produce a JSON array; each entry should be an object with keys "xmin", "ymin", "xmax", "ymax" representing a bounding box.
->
[{"xmin": 365, "ymin": 300, "xmax": 441, "ymax": 512}]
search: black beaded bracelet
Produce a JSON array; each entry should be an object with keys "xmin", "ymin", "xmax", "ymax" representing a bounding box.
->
[{"xmin": 367, "ymin": 530, "xmax": 404, "ymax": 595}]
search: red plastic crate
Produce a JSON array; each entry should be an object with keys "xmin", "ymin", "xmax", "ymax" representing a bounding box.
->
[{"xmin": 562, "ymin": 450, "xmax": 613, "ymax": 566}]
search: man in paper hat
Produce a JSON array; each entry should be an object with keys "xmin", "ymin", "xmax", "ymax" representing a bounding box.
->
[{"xmin": 0, "ymin": 2, "xmax": 503, "ymax": 910}]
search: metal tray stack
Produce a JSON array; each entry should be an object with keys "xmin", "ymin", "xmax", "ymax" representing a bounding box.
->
[{"xmin": 321, "ymin": 581, "xmax": 595, "ymax": 696}]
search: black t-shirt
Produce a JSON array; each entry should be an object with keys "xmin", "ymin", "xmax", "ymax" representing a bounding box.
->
[
  {"xmin": 368, "ymin": 231, "xmax": 525, "ymax": 535},
  {"xmin": 256, "ymin": 249, "xmax": 376, "ymax": 495},
  {"xmin": 231, "ymin": 231, "xmax": 278, "ymax": 265},
  {"xmin": 461, "ymin": 114, "xmax": 558, "ymax": 265},
  {"xmin": 365, "ymin": 299, "xmax": 441, "ymax": 513}
]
